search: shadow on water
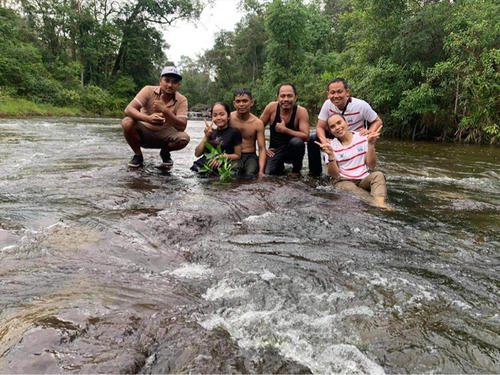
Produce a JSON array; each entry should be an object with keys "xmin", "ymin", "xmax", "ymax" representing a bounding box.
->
[{"xmin": 0, "ymin": 118, "xmax": 498, "ymax": 374}]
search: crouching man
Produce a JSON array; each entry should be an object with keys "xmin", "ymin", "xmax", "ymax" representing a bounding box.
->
[{"xmin": 121, "ymin": 66, "xmax": 189, "ymax": 168}]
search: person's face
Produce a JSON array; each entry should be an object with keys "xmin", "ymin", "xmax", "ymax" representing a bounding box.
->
[
  {"xmin": 212, "ymin": 104, "xmax": 229, "ymax": 129},
  {"xmin": 328, "ymin": 114, "xmax": 348, "ymax": 138},
  {"xmin": 327, "ymin": 82, "xmax": 350, "ymax": 108},
  {"xmin": 277, "ymin": 85, "xmax": 297, "ymax": 110},
  {"xmin": 233, "ymin": 94, "xmax": 254, "ymax": 115},
  {"xmin": 160, "ymin": 75, "xmax": 181, "ymax": 95}
]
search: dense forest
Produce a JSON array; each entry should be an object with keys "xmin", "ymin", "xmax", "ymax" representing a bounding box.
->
[{"xmin": 0, "ymin": 0, "xmax": 498, "ymax": 143}]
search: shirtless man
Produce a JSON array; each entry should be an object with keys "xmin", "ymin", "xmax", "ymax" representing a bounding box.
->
[
  {"xmin": 260, "ymin": 83, "xmax": 310, "ymax": 177},
  {"xmin": 230, "ymin": 88, "xmax": 266, "ymax": 178}
]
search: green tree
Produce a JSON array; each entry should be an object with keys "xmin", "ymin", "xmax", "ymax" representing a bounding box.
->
[
  {"xmin": 111, "ymin": 0, "xmax": 203, "ymax": 78},
  {"xmin": 263, "ymin": 0, "xmax": 307, "ymax": 86}
]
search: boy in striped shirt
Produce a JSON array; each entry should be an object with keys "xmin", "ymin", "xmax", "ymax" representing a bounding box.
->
[{"xmin": 315, "ymin": 114, "xmax": 389, "ymax": 209}]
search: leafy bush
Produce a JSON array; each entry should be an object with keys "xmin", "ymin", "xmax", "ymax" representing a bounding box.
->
[
  {"xmin": 107, "ymin": 74, "xmax": 137, "ymax": 99},
  {"xmin": 79, "ymin": 85, "xmax": 112, "ymax": 114},
  {"xmin": 54, "ymin": 88, "xmax": 81, "ymax": 107},
  {"xmin": 199, "ymin": 142, "xmax": 234, "ymax": 182}
]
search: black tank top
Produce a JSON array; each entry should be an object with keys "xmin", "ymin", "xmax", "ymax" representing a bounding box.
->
[{"xmin": 270, "ymin": 104, "xmax": 298, "ymax": 149}]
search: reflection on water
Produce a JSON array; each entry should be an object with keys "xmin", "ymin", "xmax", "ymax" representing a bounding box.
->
[{"xmin": 0, "ymin": 117, "xmax": 499, "ymax": 374}]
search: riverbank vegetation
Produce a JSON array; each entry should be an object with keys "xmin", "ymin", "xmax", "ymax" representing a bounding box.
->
[{"xmin": 0, "ymin": 1, "xmax": 498, "ymax": 143}]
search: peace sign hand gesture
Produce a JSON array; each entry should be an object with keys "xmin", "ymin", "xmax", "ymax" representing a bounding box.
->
[
  {"xmin": 203, "ymin": 119, "xmax": 214, "ymax": 138},
  {"xmin": 314, "ymin": 140, "xmax": 334, "ymax": 157}
]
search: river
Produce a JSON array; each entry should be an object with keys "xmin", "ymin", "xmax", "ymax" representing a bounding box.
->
[{"xmin": 0, "ymin": 117, "xmax": 498, "ymax": 374}]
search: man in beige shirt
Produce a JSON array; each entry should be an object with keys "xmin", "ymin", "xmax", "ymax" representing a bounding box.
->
[{"xmin": 121, "ymin": 66, "xmax": 189, "ymax": 168}]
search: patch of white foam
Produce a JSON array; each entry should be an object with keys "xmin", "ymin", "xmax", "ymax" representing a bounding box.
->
[
  {"xmin": 260, "ymin": 269, "xmax": 276, "ymax": 281},
  {"xmin": 169, "ymin": 263, "xmax": 212, "ymax": 279},
  {"xmin": 1, "ymin": 245, "xmax": 18, "ymax": 253},
  {"xmin": 202, "ymin": 279, "xmax": 248, "ymax": 301},
  {"xmin": 451, "ymin": 299, "xmax": 472, "ymax": 310},
  {"xmin": 311, "ymin": 306, "xmax": 374, "ymax": 327},
  {"xmin": 242, "ymin": 211, "xmax": 274, "ymax": 223},
  {"xmin": 301, "ymin": 290, "xmax": 355, "ymax": 304},
  {"xmin": 200, "ymin": 307, "xmax": 384, "ymax": 374},
  {"xmin": 394, "ymin": 175, "xmax": 496, "ymax": 191},
  {"xmin": 199, "ymin": 273, "xmax": 387, "ymax": 373}
]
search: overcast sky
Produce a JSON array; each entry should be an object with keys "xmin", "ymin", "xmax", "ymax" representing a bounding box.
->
[{"xmin": 164, "ymin": 0, "xmax": 243, "ymax": 65}]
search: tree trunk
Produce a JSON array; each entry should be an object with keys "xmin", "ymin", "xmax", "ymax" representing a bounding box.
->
[{"xmin": 111, "ymin": 2, "xmax": 143, "ymax": 76}]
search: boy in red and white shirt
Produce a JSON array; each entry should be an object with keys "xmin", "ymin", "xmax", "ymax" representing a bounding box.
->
[{"xmin": 315, "ymin": 114, "xmax": 389, "ymax": 209}]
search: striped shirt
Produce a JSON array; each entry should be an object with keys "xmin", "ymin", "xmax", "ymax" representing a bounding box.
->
[
  {"xmin": 331, "ymin": 132, "xmax": 369, "ymax": 179},
  {"xmin": 318, "ymin": 97, "xmax": 377, "ymax": 132}
]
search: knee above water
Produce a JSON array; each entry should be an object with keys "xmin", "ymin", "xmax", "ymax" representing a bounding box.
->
[
  {"xmin": 290, "ymin": 137, "xmax": 305, "ymax": 147},
  {"xmin": 121, "ymin": 117, "xmax": 135, "ymax": 130},
  {"xmin": 371, "ymin": 171, "xmax": 386, "ymax": 181},
  {"xmin": 169, "ymin": 138, "xmax": 189, "ymax": 150}
]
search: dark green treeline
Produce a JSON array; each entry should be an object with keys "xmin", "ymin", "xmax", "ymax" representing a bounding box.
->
[{"xmin": 1, "ymin": 0, "xmax": 498, "ymax": 143}]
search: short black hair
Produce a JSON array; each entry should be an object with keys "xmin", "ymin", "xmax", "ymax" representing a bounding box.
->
[
  {"xmin": 277, "ymin": 82, "xmax": 297, "ymax": 96},
  {"xmin": 327, "ymin": 78, "xmax": 348, "ymax": 91},
  {"xmin": 233, "ymin": 88, "xmax": 252, "ymax": 99}
]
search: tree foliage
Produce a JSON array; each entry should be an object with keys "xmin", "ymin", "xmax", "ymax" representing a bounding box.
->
[
  {"xmin": 1, "ymin": 0, "xmax": 204, "ymax": 114},
  {"xmin": 181, "ymin": 0, "xmax": 498, "ymax": 143},
  {"xmin": 1, "ymin": 0, "xmax": 498, "ymax": 143}
]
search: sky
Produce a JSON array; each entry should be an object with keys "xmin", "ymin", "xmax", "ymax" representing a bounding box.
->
[{"xmin": 164, "ymin": 0, "xmax": 244, "ymax": 65}]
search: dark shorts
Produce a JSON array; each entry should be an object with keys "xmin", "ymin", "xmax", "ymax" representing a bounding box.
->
[{"xmin": 240, "ymin": 152, "xmax": 258, "ymax": 177}]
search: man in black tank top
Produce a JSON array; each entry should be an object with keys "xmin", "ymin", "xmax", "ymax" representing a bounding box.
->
[{"xmin": 259, "ymin": 83, "xmax": 310, "ymax": 177}]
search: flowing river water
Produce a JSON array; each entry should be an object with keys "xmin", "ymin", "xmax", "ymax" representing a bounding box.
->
[{"xmin": 0, "ymin": 117, "xmax": 498, "ymax": 374}]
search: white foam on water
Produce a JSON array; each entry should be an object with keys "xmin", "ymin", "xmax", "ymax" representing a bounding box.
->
[
  {"xmin": 311, "ymin": 306, "xmax": 374, "ymax": 327},
  {"xmin": 393, "ymin": 174, "xmax": 497, "ymax": 191},
  {"xmin": 169, "ymin": 263, "xmax": 213, "ymax": 279},
  {"xmin": 200, "ymin": 276, "xmax": 384, "ymax": 374},
  {"xmin": 260, "ymin": 269, "xmax": 276, "ymax": 281},
  {"xmin": 202, "ymin": 279, "xmax": 248, "ymax": 301},
  {"xmin": 300, "ymin": 290, "xmax": 355, "ymax": 304},
  {"xmin": 1, "ymin": 245, "xmax": 18, "ymax": 253},
  {"xmin": 200, "ymin": 306, "xmax": 385, "ymax": 374},
  {"xmin": 451, "ymin": 299, "xmax": 472, "ymax": 310},
  {"xmin": 243, "ymin": 211, "xmax": 275, "ymax": 223},
  {"xmin": 310, "ymin": 344, "xmax": 385, "ymax": 375}
]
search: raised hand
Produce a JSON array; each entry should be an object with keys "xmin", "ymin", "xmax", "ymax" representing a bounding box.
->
[
  {"xmin": 314, "ymin": 140, "xmax": 334, "ymax": 157},
  {"xmin": 275, "ymin": 120, "xmax": 286, "ymax": 133},
  {"xmin": 203, "ymin": 119, "xmax": 213, "ymax": 137}
]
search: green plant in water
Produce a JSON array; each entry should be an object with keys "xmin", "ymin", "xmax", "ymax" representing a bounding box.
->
[{"xmin": 199, "ymin": 142, "xmax": 234, "ymax": 182}]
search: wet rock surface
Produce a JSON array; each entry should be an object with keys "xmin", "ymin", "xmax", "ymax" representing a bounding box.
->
[{"xmin": 0, "ymin": 118, "xmax": 499, "ymax": 374}]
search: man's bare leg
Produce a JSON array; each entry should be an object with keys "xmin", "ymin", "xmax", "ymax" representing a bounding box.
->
[{"xmin": 121, "ymin": 117, "xmax": 142, "ymax": 155}]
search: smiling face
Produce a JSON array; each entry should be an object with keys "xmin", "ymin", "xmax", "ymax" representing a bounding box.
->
[
  {"xmin": 233, "ymin": 94, "xmax": 254, "ymax": 115},
  {"xmin": 327, "ymin": 114, "xmax": 349, "ymax": 139},
  {"xmin": 212, "ymin": 104, "xmax": 229, "ymax": 129},
  {"xmin": 327, "ymin": 81, "xmax": 350, "ymax": 109},
  {"xmin": 277, "ymin": 85, "xmax": 297, "ymax": 110}
]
